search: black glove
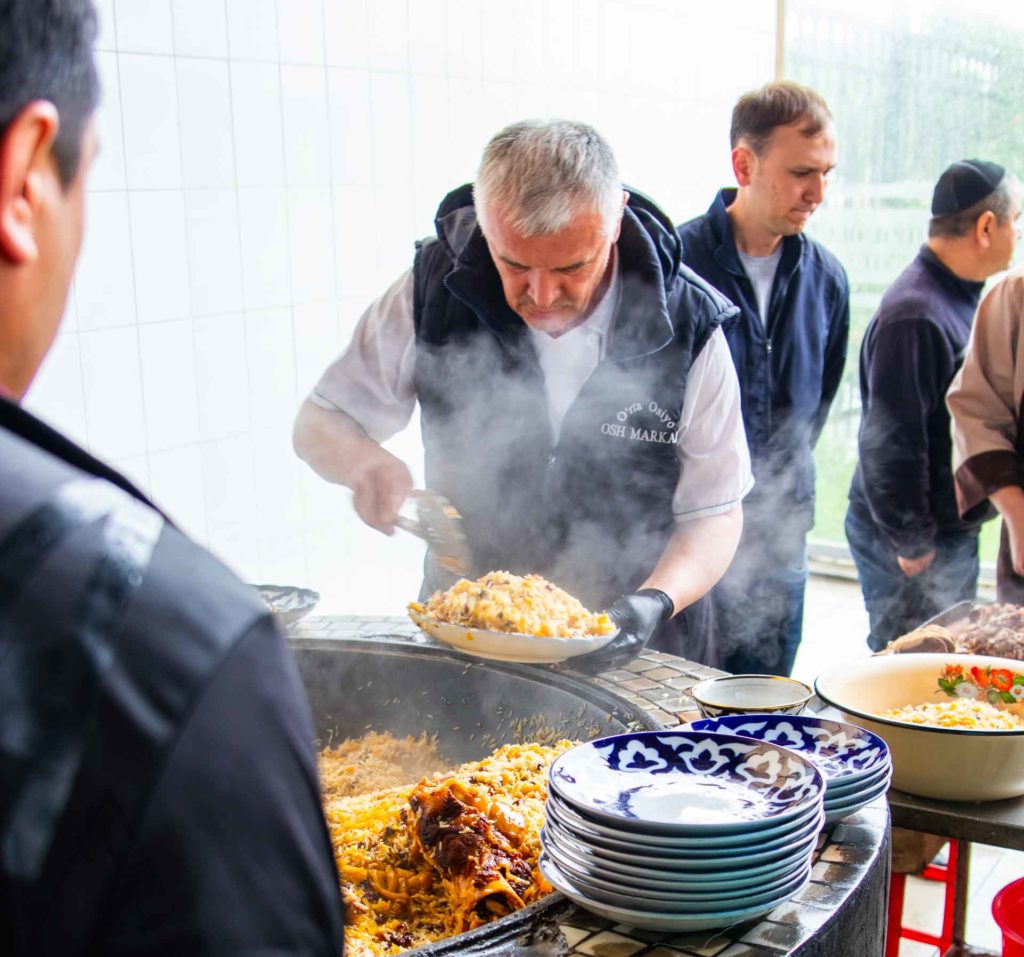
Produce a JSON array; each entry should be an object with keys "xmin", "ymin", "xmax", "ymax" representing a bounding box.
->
[{"xmin": 569, "ymin": 588, "xmax": 675, "ymax": 675}]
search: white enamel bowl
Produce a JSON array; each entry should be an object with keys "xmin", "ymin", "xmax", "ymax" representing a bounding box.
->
[{"xmin": 815, "ymin": 653, "xmax": 1024, "ymax": 801}]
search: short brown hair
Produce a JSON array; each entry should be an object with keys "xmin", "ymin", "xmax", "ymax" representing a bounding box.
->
[{"xmin": 730, "ymin": 81, "xmax": 833, "ymax": 156}]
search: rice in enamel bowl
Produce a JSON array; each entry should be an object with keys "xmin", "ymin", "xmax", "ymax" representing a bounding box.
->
[
  {"xmin": 410, "ymin": 571, "xmax": 615, "ymax": 639},
  {"xmin": 879, "ymin": 699, "xmax": 1024, "ymax": 731}
]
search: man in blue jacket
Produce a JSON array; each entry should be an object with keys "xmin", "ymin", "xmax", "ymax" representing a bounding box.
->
[
  {"xmin": 677, "ymin": 82, "xmax": 850, "ymax": 677},
  {"xmin": 848, "ymin": 160, "xmax": 1020, "ymax": 650}
]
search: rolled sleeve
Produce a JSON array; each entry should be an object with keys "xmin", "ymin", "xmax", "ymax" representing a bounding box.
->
[
  {"xmin": 948, "ymin": 271, "xmax": 1024, "ymax": 518},
  {"xmin": 309, "ymin": 269, "xmax": 418, "ymax": 443},
  {"xmin": 673, "ymin": 328, "xmax": 754, "ymax": 521}
]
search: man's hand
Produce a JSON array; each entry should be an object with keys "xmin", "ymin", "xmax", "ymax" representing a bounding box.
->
[
  {"xmin": 350, "ymin": 449, "xmax": 413, "ymax": 534},
  {"xmin": 569, "ymin": 589, "xmax": 675, "ymax": 675},
  {"xmin": 293, "ymin": 400, "xmax": 414, "ymax": 534},
  {"xmin": 897, "ymin": 550, "xmax": 935, "ymax": 578}
]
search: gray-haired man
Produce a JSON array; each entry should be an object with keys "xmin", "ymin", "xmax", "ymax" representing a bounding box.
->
[{"xmin": 294, "ymin": 119, "xmax": 752, "ymax": 669}]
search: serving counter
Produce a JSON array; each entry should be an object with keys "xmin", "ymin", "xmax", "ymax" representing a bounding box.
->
[{"xmin": 288, "ymin": 615, "xmax": 890, "ymax": 957}]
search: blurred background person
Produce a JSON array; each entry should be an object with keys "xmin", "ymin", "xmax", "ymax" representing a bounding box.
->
[
  {"xmin": 677, "ymin": 82, "xmax": 850, "ymax": 676},
  {"xmin": 848, "ymin": 160, "xmax": 1020, "ymax": 650}
]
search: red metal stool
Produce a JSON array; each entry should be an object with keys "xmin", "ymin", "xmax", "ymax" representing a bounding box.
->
[{"xmin": 885, "ymin": 839, "xmax": 960, "ymax": 956}]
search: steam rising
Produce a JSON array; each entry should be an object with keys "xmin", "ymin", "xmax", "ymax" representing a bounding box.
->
[{"xmin": 417, "ymin": 269, "xmax": 685, "ymax": 625}]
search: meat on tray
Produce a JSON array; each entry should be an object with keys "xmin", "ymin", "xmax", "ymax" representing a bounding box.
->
[{"xmin": 956, "ymin": 603, "xmax": 1024, "ymax": 659}]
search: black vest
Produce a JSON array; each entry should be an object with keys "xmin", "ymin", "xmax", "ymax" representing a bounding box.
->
[{"xmin": 412, "ymin": 185, "xmax": 737, "ymax": 619}]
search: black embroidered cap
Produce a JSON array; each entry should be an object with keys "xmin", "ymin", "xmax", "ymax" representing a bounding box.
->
[{"xmin": 932, "ymin": 159, "xmax": 1006, "ymax": 216}]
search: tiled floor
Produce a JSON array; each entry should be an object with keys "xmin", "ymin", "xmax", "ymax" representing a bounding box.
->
[{"xmin": 793, "ymin": 574, "xmax": 1021, "ymax": 955}]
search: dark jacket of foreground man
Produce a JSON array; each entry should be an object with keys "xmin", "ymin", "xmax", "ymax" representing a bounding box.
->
[{"xmin": 0, "ymin": 398, "xmax": 344, "ymax": 956}]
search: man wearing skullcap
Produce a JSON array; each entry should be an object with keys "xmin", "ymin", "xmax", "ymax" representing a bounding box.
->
[{"xmin": 847, "ymin": 159, "xmax": 1020, "ymax": 650}]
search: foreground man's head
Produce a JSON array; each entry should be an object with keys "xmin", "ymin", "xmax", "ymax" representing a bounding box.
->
[
  {"xmin": 0, "ymin": 0, "xmax": 100, "ymax": 400},
  {"xmin": 473, "ymin": 119, "xmax": 628, "ymax": 337}
]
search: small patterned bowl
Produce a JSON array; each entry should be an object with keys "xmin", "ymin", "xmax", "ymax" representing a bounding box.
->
[{"xmin": 689, "ymin": 674, "xmax": 813, "ymax": 719}]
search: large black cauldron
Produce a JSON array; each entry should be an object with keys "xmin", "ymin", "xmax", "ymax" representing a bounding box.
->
[{"xmin": 289, "ymin": 635, "xmax": 661, "ymax": 956}]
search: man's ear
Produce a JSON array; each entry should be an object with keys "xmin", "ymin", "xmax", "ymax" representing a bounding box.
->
[
  {"xmin": 732, "ymin": 144, "xmax": 756, "ymax": 187},
  {"xmin": 0, "ymin": 101, "xmax": 61, "ymax": 266},
  {"xmin": 975, "ymin": 209, "xmax": 997, "ymax": 249},
  {"xmin": 609, "ymin": 190, "xmax": 629, "ymax": 244}
]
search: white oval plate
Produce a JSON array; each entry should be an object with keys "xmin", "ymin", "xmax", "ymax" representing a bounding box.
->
[{"xmin": 408, "ymin": 608, "xmax": 616, "ymax": 663}]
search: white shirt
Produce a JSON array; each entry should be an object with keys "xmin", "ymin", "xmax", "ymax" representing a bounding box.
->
[
  {"xmin": 737, "ymin": 246, "xmax": 783, "ymax": 326},
  {"xmin": 311, "ymin": 264, "xmax": 753, "ymax": 522},
  {"xmin": 527, "ymin": 249, "xmax": 621, "ymax": 442}
]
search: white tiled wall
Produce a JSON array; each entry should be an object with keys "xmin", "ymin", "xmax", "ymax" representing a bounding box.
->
[{"xmin": 25, "ymin": 0, "xmax": 775, "ymax": 614}]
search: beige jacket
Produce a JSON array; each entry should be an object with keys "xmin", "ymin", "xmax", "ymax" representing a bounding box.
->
[{"xmin": 947, "ymin": 269, "xmax": 1024, "ymax": 600}]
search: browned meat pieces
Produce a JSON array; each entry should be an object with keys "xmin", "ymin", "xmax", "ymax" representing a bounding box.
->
[
  {"xmin": 957, "ymin": 603, "xmax": 1024, "ymax": 659},
  {"xmin": 408, "ymin": 778, "xmax": 533, "ymax": 932}
]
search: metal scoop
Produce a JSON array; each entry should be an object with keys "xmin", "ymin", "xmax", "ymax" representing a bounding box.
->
[{"xmin": 395, "ymin": 490, "xmax": 470, "ymax": 576}]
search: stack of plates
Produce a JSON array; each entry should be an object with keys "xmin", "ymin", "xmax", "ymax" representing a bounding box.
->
[
  {"xmin": 540, "ymin": 730, "xmax": 826, "ymax": 931},
  {"xmin": 689, "ymin": 714, "xmax": 892, "ymax": 823}
]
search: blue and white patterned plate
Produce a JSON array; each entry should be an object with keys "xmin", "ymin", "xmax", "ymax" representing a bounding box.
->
[
  {"xmin": 545, "ymin": 799, "xmax": 825, "ymax": 868},
  {"xmin": 545, "ymin": 790, "xmax": 823, "ymax": 856},
  {"xmin": 688, "ymin": 714, "xmax": 890, "ymax": 786},
  {"xmin": 823, "ymin": 775, "xmax": 892, "ymax": 823},
  {"xmin": 548, "ymin": 731, "xmax": 825, "ymax": 834},
  {"xmin": 541, "ymin": 821, "xmax": 820, "ymax": 889},
  {"xmin": 824, "ymin": 760, "xmax": 892, "ymax": 800},
  {"xmin": 543, "ymin": 808, "xmax": 825, "ymax": 873},
  {"xmin": 539, "ymin": 853, "xmax": 813, "ymax": 929},
  {"xmin": 539, "ymin": 850, "xmax": 812, "ymax": 913},
  {"xmin": 541, "ymin": 840, "xmax": 813, "ymax": 901}
]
